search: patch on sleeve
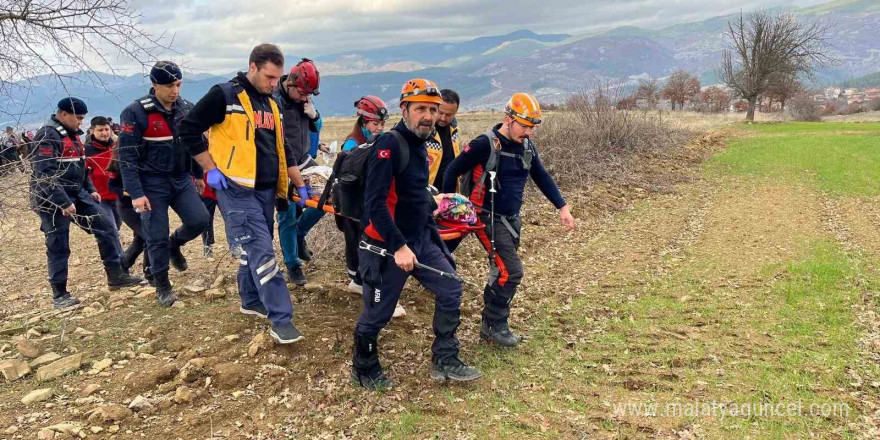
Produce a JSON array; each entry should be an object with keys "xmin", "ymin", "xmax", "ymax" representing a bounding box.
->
[
  {"xmin": 121, "ymin": 122, "xmax": 135, "ymax": 134},
  {"xmin": 377, "ymin": 149, "xmax": 391, "ymax": 160},
  {"xmin": 38, "ymin": 147, "xmax": 53, "ymax": 156},
  {"xmin": 462, "ymin": 144, "xmax": 471, "ymax": 153}
]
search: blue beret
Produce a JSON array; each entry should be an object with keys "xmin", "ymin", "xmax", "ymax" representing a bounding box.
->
[
  {"xmin": 57, "ymin": 97, "xmax": 88, "ymax": 115},
  {"xmin": 150, "ymin": 61, "xmax": 183, "ymax": 85}
]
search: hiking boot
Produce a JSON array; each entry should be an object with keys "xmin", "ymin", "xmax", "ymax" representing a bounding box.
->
[
  {"xmin": 154, "ymin": 272, "xmax": 178, "ymax": 307},
  {"xmin": 270, "ymin": 322, "xmax": 304, "ymax": 344},
  {"xmin": 105, "ymin": 264, "xmax": 144, "ymax": 291},
  {"xmin": 430, "ymin": 357, "xmax": 483, "ymax": 383},
  {"xmin": 287, "ymin": 265, "xmax": 307, "ymax": 286},
  {"xmin": 53, "ymin": 294, "xmax": 81, "ymax": 310},
  {"xmin": 51, "ymin": 282, "xmax": 80, "ymax": 309},
  {"xmin": 297, "ymin": 235, "xmax": 312, "ymax": 262},
  {"xmin": 169, "ymin": 239, "xmax": 188, "ymax": 271},
  {"xmin": 392, "ymin": 302, "xmax": 406, "ymax": 319},
  {"xmin": 351, "ymin": 369, "xmax": 396, "ymax": 390},
  {"xmin": 203, "ymin": 245, "xmax": 214, "ymax": 259},
  {"xmin": 480, "ymin": 321, "xmax": 521, "ymax": 347},
  {"xmin": 144, "ymin": 266, "xmax": 155, "ymax": 287},
  {"xmin": 347, "ymin": 280, "xmax": 363, "ymax": 295},
  {"xmin": 121, "ymin": 248, "xmax": 139, "ymax": 273},
  {"xmin": 239, "ymin": 303, "xmax": 269, "ymax": 319},
  {"xmin": 352, "ymin": 332, "xmax": 393, "ymax": 390}
]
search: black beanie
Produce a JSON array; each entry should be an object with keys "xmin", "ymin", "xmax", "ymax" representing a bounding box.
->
[
  {"xmin": 150, "ymin": 61, "xmax": 183, "ymax": 85},
  {"xmin": 57, "ymin": 97, "xmax": 88, "ymax": 115}
]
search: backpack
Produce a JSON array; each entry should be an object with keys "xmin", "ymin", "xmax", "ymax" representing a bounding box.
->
[
  {"xmin": 459, "ymin": 130, "xmax": 534, "ymax": 209},
  {"xmin": 318, "ymin": 129, "xmax": 408, "ymax": 219}
]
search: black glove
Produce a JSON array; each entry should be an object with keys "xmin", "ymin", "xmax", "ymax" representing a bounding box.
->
[{"xmin": 275, "ymin": 198, "xmax": 289, "ymax": 212}]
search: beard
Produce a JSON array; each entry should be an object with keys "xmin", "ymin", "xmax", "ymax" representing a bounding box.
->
[{"xmin": 406, "ymin": 119, "xmax": 434, "ymax": 139}]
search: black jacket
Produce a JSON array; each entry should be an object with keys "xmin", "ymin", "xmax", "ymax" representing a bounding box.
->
[
  {"xmin": 273, "ymin": 81, "xmax": 319, "ymax": 169},
  {"xmin": 118, "ymin": 92, "xmax": 195, "ymax": 199},
  {"xmin": 30, "ymin": 116, "xmax": 96, "ymax": 210}
]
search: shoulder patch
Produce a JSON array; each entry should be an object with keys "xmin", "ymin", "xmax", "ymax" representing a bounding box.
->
[
  {"xmin": 121, "ymin": 122, "xmax": 135, "ymax": 134},
  {"xmin": 462, "ymin": 144, "xmax": 471, "ymax": 153},
  {"xmin": 377, "ymin": 149, "xmax": 391, "ymax": 160}
]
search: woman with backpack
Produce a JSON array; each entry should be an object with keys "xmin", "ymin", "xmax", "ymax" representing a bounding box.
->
[{"xmin": 337, "ymin": 95, "xmax": 405, "ymax": 319}]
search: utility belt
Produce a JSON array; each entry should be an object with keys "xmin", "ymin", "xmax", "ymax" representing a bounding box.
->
[{"xmin": 480, "ymin": 211, "xmax": 521, "ymax": 239}]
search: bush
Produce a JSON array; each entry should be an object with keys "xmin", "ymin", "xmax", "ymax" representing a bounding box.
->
[
  {"xmin": 536, "ymin": 89, "xmax": 691, "ymax": 190},
  {"xmin": 787, "ymin": 94, "xmax": 821, "ymax": 121},
  {"xmin": 867, "ymin": 98, "xmax": 880, "ymax": 112}
]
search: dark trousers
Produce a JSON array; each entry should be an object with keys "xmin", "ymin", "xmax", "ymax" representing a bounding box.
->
[
  {"xmin": 139, "ymin": 174, "xmax": 210, "ymax": 275},
  {"xmin": 356, "ymin": 227, "xmax": 462, "ymax": 363},
  {"xmin": 201, "ymin": 197, "xmax": 217, "ymax": 247},
  {"xmin": 116, "ymin": 195, "xmax": 150, "ymax": 276},
  {"xmin": 474, "ymin": 212, "xmax": 523, "ymax": 325},
  {"xmin": 338, "ymin": 216, "xmax": 362, "ymax": 284},
  {"xmin": 216, "ymin": 180, "xmax": 293, "ymax": 326},
  {"xmin": 37, "ymin": 190, "xmax": 121, "ymax": 284}
]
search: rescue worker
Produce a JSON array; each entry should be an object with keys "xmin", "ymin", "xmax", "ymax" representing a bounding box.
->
[
  {"xmin": 426, "ymin": 89, "xmax": 461, "ymax": 190},
  {"xmin": 30, "ymin": 98, "xmax": 142, "ymax": 309},
  {"xmin": 273, "ymin": 58, "xmax": 323, "ymax": 286},
  {"xmin": 338, "ymin": 95, "xmax": 406, "ymax": 318},
  {"xmin": 441, "ymin": 93, "xmax": 576, "ymax": 347},
  {"xmin": 119, "ymin": 61, "xmax": 211, "ymax": 307},
  {"xmin": 180, "ymin": 43, "xmax": 310, "ymax": 344},
  {"xmin": 352, "ymin": 79, "xmax": 482, "ymax": 390}
]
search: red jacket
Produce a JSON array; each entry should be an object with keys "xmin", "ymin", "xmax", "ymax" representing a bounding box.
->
[{"xmin": 85, "ymin": 136, "xmax": 118, "ymax": 201}]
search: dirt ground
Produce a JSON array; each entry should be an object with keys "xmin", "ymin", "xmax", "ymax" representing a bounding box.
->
[{"xmin": 0, "ymin": 114, "xmax": 876, "ymax": 439}]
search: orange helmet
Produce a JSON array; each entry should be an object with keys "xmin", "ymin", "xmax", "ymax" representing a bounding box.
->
[
  {"xmin": 400, "ymin": 78, "xmax": 443, "ymax": 105},
  {"xmin": 505, "ymin": 92, "xmax": 542, "ymax": 127}
]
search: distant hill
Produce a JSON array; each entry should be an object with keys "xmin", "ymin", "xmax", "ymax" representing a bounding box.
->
[
  {"xmin": 3, "ymin": 0, "xmax": 879, "ymax": 124},
  {"xmin": 840, "ymin": 71, "xmax": 880, "ymax": 88}
]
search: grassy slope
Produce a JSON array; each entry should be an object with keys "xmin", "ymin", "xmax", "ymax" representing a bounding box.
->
[{"xmin": 364, "ymin": 122, "xmax": 880, "ymax": 439}]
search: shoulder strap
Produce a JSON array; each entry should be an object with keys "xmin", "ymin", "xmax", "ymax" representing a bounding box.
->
[
  {"xmin": 388, "ymin": 129, "xmax": 409, "ymax": 175},
  {"xmin": 483, "ymin": 129, "xmax": 501, "ymax": 172},
  {"xmin": 137, "ymin": 95, "xmax": 157, "ymax": 113}
]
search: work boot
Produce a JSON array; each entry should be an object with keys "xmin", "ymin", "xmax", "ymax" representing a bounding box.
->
[
  {"xmin": 430, "ymin": 356, "xmax": 483, "ymax": 383},
  {"xmin": 480, "ymin": 320, "xmax": 521, "ymax": 348},
  {"xmin": 351, "ymin": 333, "xmax": 395, "ymax": 390},
  {"xmin": 154, "ymin": 272, "xmax": 178, "ymax": 307},
  {"xmin": 169, "ymin": 238, "xmax": 188, "ymax": 271},
  {"xmin": 287, "ymin": 264, "xmax": 307, "ymax": 286},
  {"xmin": 51, "ymin": 282, "xmax": 80, "ymax": 310},
  {"xmin": 270, "ymin": 321, "xmax": 305, "ymax": 344},
  {"xmin": 297, "ymin": 236, "xmax": 312, "ymax": 262},
  {"xmin": 203, "ymin": 245, "xmax": 214, "ymax": 259},
  {"xmin": 121, "ymin": 247, "xmax": 139, "ymax": 273},
  {"xmin": 105, "ymin": 264, "xmax": 144, "ymax": 291}
]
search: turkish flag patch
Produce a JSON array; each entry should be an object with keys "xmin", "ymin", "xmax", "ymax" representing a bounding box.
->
[
  {"xmin": 121, "ymin": 122, "xmax": 135, "ymax": 134},
  {"xmin": 377, "ymin": 149, "xmax": 390, "ymax": 159},
  {"xmin": 38, "ymin": 147, "xmax": 53, "ymax": 156}
]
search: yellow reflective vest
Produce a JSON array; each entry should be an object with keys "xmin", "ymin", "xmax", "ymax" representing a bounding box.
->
[
  {"xmin": 207, "ymin": 82, "xmax": 288, "ymax": 198},
  {"xmin": 426, "ymin": 122, "xmax": 460, "ymax": 186}
]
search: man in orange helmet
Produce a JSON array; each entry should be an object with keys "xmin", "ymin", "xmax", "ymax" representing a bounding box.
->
[
  {"xmin": 442, "ymin": 92, "xmax": 575, "ymax": 348},
  {"xmin": 352, "ymin": 78, "xmax": 482, "ymax": 390}
]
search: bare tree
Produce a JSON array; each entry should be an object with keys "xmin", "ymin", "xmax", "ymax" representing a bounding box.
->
[
  {"xmin": 634, "ymin": 78, "xmax": 660, "ymax": 110},
  {"xmin": 699, "ymin": 86, "xmax": 732, "ymax": 113},
  {"xmin": 661, "ymin": 70, "xmax": 701, "ymax": 110},
  {"xmin": 765, "ymin": 73, "xmax": 804, "ymax": 112},
  {"xmin": 0, "ymin": 0, "xmax": 171, "ymax": 121},
  {"xmin": 719, "ymin": 10, "xmax": 832, "ymax": 121}
]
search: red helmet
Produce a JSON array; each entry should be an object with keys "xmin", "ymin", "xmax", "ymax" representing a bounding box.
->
[
  {"xmin": 288, "ymin": 58, "xmax": 320, "ymax": 96},
  {"xmin": 354, "ymin": 95, "xmax": 389, "ymax": 122}
]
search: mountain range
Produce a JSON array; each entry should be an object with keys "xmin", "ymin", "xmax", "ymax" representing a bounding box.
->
[{"xmin": 2, "ymin": 0, "xmax": 878, "ymax": 126}]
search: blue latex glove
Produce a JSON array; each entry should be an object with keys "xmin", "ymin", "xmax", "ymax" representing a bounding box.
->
[
  {"xmin": 296, "ymin": 186, "xmax": 309, "ymax": 207},
  {"xmin": 206, "ymin": 168, "xmax": 227, "ymax": 190}
]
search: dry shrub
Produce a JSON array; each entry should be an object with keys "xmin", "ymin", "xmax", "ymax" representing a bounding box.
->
[
  {"xmin": 536, "ymin": 88, "xmax": 692, "ymax": 191},
  {"xmin": 787, "ymin": 93, "xmax": 821, "ymax": 121}
]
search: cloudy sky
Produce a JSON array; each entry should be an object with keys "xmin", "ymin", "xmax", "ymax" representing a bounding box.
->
[{"xmin": 130, "ymin": 0, "xmax": 830, "ymax": 74}]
